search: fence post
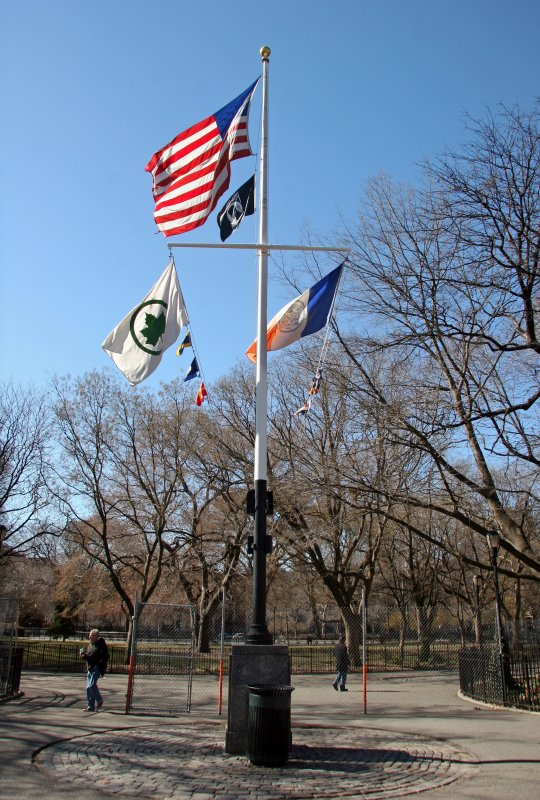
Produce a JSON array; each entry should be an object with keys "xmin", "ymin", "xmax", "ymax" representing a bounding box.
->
[
  {"xmin": 218, "ymin": 585, "xmax": 226, "ymax": 715},
  {"xmin": 523, "ymin": 654, "xmax": 530, "ymax": 705},
  {"xmin": 125, "ymin": 596, "xmax": 138, "ymax": 714},
  {"xmin": 362, "ymin": 588, "xmax": 367, "ymax": 714}
]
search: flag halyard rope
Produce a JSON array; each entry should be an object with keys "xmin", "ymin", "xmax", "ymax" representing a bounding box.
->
[
  {"xmin": 293, "ymin": 259, "xmax": 348, "ymax": 419},
  {"xmin": 169, "ymin": 251, "xmax": 209, "ymax": 407}
]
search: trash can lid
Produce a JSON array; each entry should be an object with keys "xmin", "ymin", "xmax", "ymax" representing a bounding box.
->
[{"xmin": 246, "ymin": 684, "xmax": 294, "ymax": 695}]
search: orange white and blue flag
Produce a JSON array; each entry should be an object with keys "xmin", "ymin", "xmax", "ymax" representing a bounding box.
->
[
  {"xmin": 145, "ymin": 80, "xmax": 259, "ymax": 237},
  {"xmin": 246, "ymin": 264, "xmax": 344, "ymax": 364}
]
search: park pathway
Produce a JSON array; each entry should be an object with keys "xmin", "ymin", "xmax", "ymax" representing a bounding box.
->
[{"xmin": 0, "ymin": 670, "xmax": 538, "ymax": 799}]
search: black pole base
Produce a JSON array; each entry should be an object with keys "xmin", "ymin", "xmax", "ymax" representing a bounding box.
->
[
  {"xmin": 245, "ymin": 624, "xmax": 273, "ymax": 645},
  {"xmin": 248, "ymin": 478, "xmax": 272, "ymax": 645}
]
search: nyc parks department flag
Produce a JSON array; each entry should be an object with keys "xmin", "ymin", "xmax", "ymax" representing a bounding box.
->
[{"xmin": 102, "ymin": 260, "xmax": 187, "ymax": 385}]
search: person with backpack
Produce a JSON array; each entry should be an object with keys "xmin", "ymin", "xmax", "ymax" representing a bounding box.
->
[{"xmin": 80, "ymin": 628, "xmax": 109, "ymax": 711}]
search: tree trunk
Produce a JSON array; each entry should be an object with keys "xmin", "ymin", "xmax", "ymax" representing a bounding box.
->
[
  {"xmin": 512, "ymin": 579, "xmax": 522, "ymax": 645},
  {"xmin": 474, "ymin": 608, "xmax": 482, "ymax": 647},
  {"xmin": 197, "ymin": 611, "xmax": 211, "ymax": 653},
  {"xmin": 415, "ymin": 604, "xmax": 431, "ymax": 663},
  {"xmin": 342, "ymin": 608, "xmax": 363, "ymax": 667},
  {"xmin": 398, "ymin": 606, "xmax": 407, "ymax": 664},
  {"xmin": 310, "ymin": 603, "xmax": 322, "ymax": 639}
]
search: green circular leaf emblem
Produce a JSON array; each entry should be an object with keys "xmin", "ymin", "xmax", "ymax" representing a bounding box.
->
[{"xmin": 130, "ymin": 299, "xmax": 168, "ymax": 355}]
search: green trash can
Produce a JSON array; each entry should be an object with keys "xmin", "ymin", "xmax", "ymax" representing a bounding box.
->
[{"xmin": 246, "ymin": 684, "xmax": 294, "ymax": 766}]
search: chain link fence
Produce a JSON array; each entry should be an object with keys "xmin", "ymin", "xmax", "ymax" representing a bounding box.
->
[
  {"xmin": 125, "ymin": 600, "xmax": 196, "ymax": 715},
  {"xmin": 195, "ymin": 595, "xmax": 539, "ymax": 713},
  {"xmin": 13, "ymin": 593, "xmax": 540, "ymax": 714}
]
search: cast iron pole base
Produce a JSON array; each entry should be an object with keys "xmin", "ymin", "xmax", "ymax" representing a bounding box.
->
[{"xmin": 246, "ymin": 478, "xmax": 272, "ymax": 645}]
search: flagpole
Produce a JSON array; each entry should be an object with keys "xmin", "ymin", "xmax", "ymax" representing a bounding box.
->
[
  {"xmin": 164, "ymin": 54, "xmax": 349, "ymax": 647},
  {"xmin": 246, "ymin": 45, "xmax": 272, "ymax": 645}
]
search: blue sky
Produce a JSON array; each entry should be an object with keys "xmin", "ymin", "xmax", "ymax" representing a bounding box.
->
[{"xmin": 1, "ymin": 0, "xmax": 538, "ymax": 393}]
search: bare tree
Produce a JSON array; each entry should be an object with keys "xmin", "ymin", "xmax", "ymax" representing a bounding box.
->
[
  {"xmin": 0, "ymin": 553, "xmax": 56, "ymax": 627},
  {"xmin": 172, "ymin": 363, "xmax": 294, "ymax": 649},
  {"xmin": 0, "ymin": 381, "xmax": 50, "ymax": 559},
  {"xmin": 338, "ymin": 103, "xmax": 540, "ymax": 580},
  {"xmin": 268, "ymin": 354, "xmax": 394, "ymax": 664},
  {"xmin": 50, "ymin": 371, "xmax": 197, "ymax": 654}
]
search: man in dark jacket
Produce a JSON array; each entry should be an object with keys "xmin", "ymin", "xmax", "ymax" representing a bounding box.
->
[
  {"xmin": 80, "ymin": 628, "xmax": 109, "ymax": 711},
  {"xmin": 332, "ymin": 635, "xmax": 350, "ymax": 692}
]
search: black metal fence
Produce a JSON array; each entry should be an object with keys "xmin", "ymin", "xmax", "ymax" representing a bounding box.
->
[
  {"xmin": 20, "ymin": 640, "xmax": 131, "ymax": 674},
  {"xmin": 20, "ymin": 638, "xmax": 460, "ymax": 676},
  {"xmin": 458, "ymin": 643, "xmax": 540, "ymax": 712}
]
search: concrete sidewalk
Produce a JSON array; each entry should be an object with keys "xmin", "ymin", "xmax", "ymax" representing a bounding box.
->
[{"xmin": 1, "ymin": 670, "xmax": 538, "ymax": 799}]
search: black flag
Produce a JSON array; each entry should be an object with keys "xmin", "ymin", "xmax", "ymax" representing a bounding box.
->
[
  {"xmin": 217, "ymin": 175, "xmax": 255, "ymax": 241},
  {"xmin": 184, "ymin": 357, "xmax": 200, "ymax": 382}
]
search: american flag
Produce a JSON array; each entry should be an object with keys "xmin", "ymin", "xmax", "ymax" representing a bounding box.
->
[{"xmin": 145, "ymin": 80, "xmax": 259, "ymax": 237}]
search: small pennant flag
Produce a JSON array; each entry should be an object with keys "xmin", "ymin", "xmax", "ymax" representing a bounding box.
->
[
  {"xmin": 184, "ymin": 357, "xmax": 200, "ymax": 382},
  {"xmin": 294, "ymin": 400, "xmax": 311, "ymax": 416},
  {"xmin": 309, "ymin": 372, "xmax": 322, "ymax": 396},
  {"xmin": 176, "ymin": 331, "xmax": 192, "ymax": 356},
  {"xmin": 196, "ymin": 382, "xmax": 208, "ymax": 406},
  {"xmin": 217, "ymin": 175, "xmax": 255, "ymax": 241}
]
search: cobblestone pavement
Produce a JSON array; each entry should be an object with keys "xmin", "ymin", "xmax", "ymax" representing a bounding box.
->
[
  {"xmin": 34, "ymin": 723, "xmax": 477, "ymax": 799},
  {"xmin": 3, "ymin": 672, "xmax": 540, "ymax": 800}
]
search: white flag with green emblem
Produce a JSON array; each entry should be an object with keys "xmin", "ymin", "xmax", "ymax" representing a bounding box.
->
[{"xmin": 102, "ymin": 260, "xmax": 188, "ymax": 385}]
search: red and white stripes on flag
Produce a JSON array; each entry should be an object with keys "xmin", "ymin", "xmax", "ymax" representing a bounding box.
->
[{"xmin": 145, "ymin": 80, "xmax": 259, "ymax": 237}]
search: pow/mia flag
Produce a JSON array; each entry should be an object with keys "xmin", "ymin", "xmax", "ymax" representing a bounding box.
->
[{"xmin": 217, "ymin": 175, "xmax": 255, "ymax": 242}]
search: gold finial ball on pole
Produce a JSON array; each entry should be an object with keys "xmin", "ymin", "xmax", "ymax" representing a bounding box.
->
[{"xmin": 260, "ymin": 45, "xmax": 271, "ymax": 60}]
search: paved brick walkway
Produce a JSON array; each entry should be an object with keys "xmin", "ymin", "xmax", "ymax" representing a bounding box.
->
[
  {"xmin": 34, "ymin": 723, "xmax": 477, "ymax": 799},
  {"xmin": 3, "ymin": 671, "xmax": 539, "ymax": 800}
]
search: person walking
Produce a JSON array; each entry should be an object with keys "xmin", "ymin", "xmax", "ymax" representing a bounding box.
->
[
  {"xmin": 80, "ymin": 628, "xmax": 109, "ymax": 711},
  {"xmin": 333, "ymin": 635, "xmax": 349, "ymax": 692}
]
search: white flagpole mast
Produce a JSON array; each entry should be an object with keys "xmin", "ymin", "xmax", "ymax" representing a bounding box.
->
[{"xmin": 247, "ymin": 45, "xmax": 272, "ymax": 644}]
